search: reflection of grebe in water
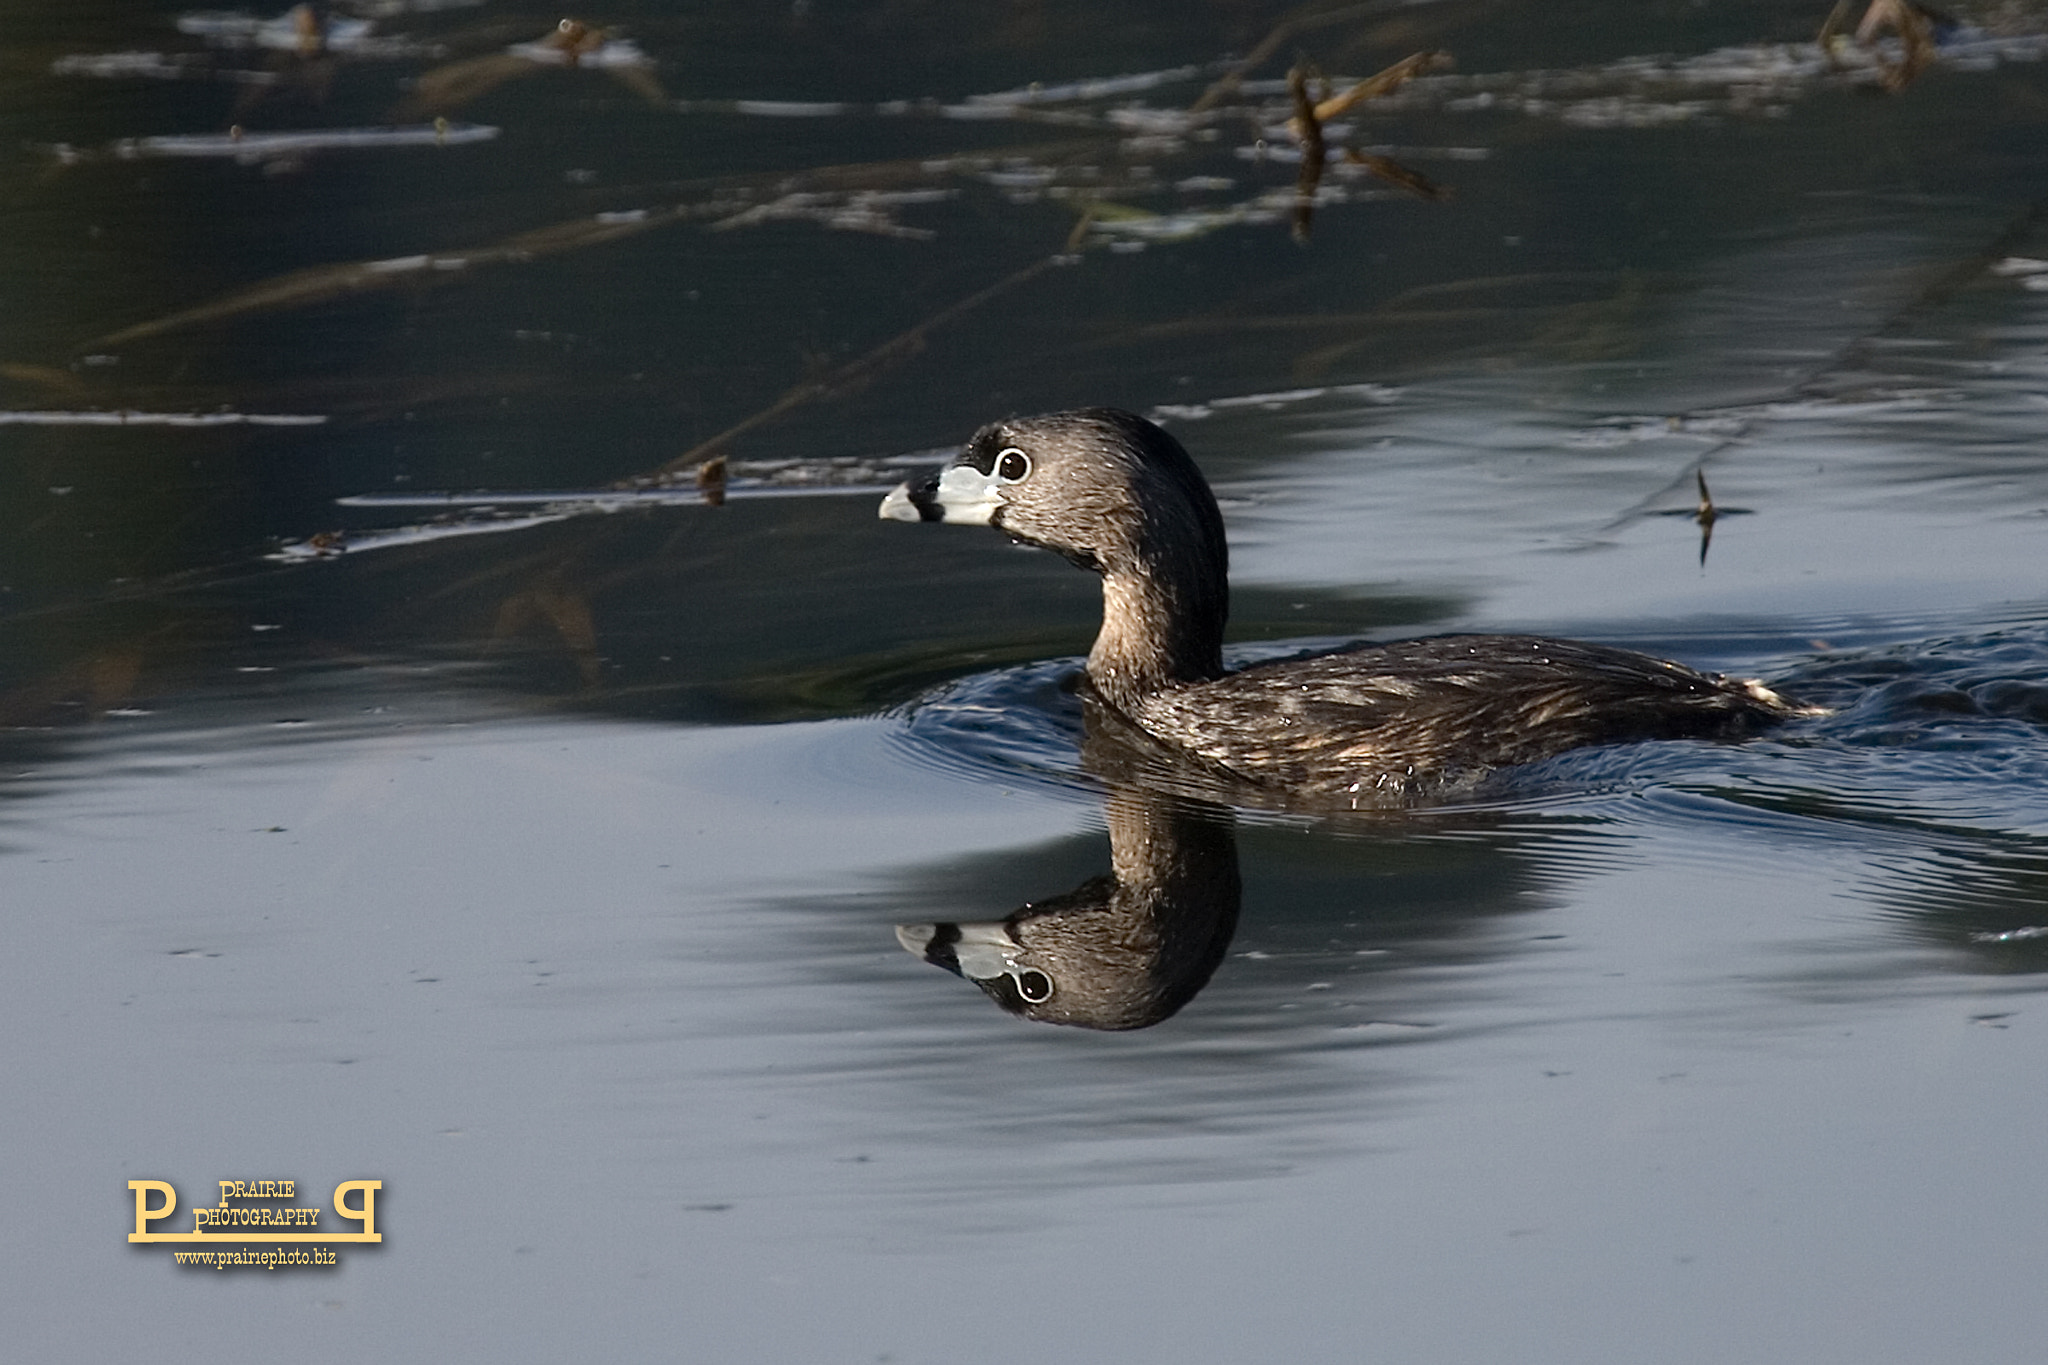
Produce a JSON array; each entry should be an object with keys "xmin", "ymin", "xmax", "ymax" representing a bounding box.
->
[
  {"xmin": 883, "ymin": 407, "xmax": 1821, "ymax": 802},
  {"xmin": 897, "ymin": 787, "xmax": 1239, "ymax": 1030}
]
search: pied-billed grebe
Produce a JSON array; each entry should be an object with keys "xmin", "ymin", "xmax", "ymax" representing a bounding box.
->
[{"xmin": 880, "ymin": 407, "xmax": 1818, "ymax": 799}]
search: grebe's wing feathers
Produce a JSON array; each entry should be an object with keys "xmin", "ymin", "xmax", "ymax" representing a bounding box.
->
[{"xmin": 1131, "ymin": 634, "xmax": 1803, "ymax": 795}]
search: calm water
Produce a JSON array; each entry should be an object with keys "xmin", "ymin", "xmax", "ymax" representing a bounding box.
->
[{"xmin": 6, "ymin": 2, "xmax": 2048, "ymax": 1361}]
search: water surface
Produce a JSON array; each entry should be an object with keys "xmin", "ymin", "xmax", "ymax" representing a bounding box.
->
[{"xmin": 5, "ymin": 3, "xmax": 2048, "ymax": 1361}]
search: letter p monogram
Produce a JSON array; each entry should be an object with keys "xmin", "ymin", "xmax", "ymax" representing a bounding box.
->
[
  {"xmin": 333, "ymin": 1180, "xmax": 382, "ymax": 1241},
  {"xmin": 128, "ymin": 1181, "xmax": 177, "ymax": 1240}
]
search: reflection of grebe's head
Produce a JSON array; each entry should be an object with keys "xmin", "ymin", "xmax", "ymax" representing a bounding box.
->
[
  {"xmin": 892, "ymin": 785, "xmax": 1228, "ymax": 1031},
  {"xmin": 895, "ymin": 794, "xmax": 1240, "ymax": 1031},
  {"xmin": 900, "ymin": 889, "xmax": 1217, "ymax": 1031}
]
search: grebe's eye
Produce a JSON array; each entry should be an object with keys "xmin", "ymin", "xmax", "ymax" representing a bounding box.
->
[
  {"xmin": 1014, "ymin": 968, "xmax": 1055, "ymax": 1003},
  {"xmin": 995, "ymin": 447, "xmax": 1031, "ymax": 483}
]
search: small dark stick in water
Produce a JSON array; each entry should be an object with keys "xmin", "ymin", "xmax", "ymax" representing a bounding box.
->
[
  {"xmin": 695, "ymin": 454, "xmax": 728, "ymax": 507},
  {"xmin": 1695, "ymin": 467, "xmax": 1718, "ymax": 566}
]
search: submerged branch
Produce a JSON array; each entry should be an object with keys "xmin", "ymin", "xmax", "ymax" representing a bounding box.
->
[
  {"xmin": 87, "ymin": 205, "xmax": 701, "ymax": 349},
  {"xmin": 1345, "ymin": 148, "xmax": 1453, "ymax": 201},
  {"xmin": 643, "ymin": 253, "xmax": 1067, "ymax": 479}
]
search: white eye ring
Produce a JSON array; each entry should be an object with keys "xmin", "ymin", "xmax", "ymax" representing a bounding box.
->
[
  {"xmin": 995, "ymin": 447, "xmax": 1031, "ymax": 483},
  {"xmin": 1013, "ymin": 967, "xmax": 1055, "ymax": 1003}
]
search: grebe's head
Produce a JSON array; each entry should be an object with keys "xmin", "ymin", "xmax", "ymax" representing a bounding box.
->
[{"xmin": 880, "ymin": 407, "xmax": 1225, "ymax": 581}]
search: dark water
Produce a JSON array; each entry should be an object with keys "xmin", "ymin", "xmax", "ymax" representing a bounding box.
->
[{"xmin": 6, "ymin": 3, "xmax": 2048, "ymax": 1361}]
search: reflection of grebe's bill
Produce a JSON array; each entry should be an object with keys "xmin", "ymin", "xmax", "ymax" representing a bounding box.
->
[{"xmin": 897, "ymin": 922, "xmax": 1056, "ymax": 1006}]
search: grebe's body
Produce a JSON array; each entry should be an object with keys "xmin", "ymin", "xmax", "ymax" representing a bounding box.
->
[{"xmin": 882, "ymin": 407, "xmax": 1813, "ymax": 798}]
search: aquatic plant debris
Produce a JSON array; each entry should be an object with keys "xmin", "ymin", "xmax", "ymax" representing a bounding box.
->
[
  {"xmin": 301, "ymin": 383, "xmax": 1402, "ymax": 563},
  {"xmin": 71, "ymin": 13, "xmax": 2048, "ymax": 354},
  {"xmin": 290, "ymin": 455, "xmax": 944, "ymax": 561},
  {"xmin": 1821, "ymin": 0, "xmax": 1946, "ymax": 90},
  {"xmin": 1285, "ymin": 51, "xmax": 1454, "ymax": 238},
  {"xmin": 176, "ymin": 6, "xmax": 440, "ymax": 59},
  {"xmin": 37, "ymin": 123, "xmax": 497, "ymax": 165},
  {"xmin": 0, "ymin": 409, "xmax": 327, "ymax": 426},
  {"xmin": 35, "ymin": 4, "xmax": 2048, "ymax": 534}
]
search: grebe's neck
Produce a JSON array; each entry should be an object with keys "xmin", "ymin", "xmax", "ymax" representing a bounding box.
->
[{"xmin": 1085, "ymin": 526, "xmax": 1227, "ymax": 711}]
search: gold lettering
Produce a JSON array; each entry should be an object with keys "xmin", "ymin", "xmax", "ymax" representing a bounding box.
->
[
  {"xmin": 331, "ymin": 1181, "xmax": 380, "ymax": 1241},
  {"xmin": 129, "ymin": 1181, "xmax": 176, "ymax": 1239}
]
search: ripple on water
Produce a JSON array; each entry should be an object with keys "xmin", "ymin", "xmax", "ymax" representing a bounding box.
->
[{"xmin": 889, "ymin": 656, "xmax": 1093, "ymax": 796}]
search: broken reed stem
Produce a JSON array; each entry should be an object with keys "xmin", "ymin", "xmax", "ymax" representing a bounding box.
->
[{"xmin": 1287, "ymin": 66, "xmax": 1326, "ymax": 243}]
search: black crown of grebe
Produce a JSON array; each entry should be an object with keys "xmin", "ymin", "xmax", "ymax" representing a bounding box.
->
[{"xmin": 880, "ymin": 406, "xmax": 1820, "ymax": 800}]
